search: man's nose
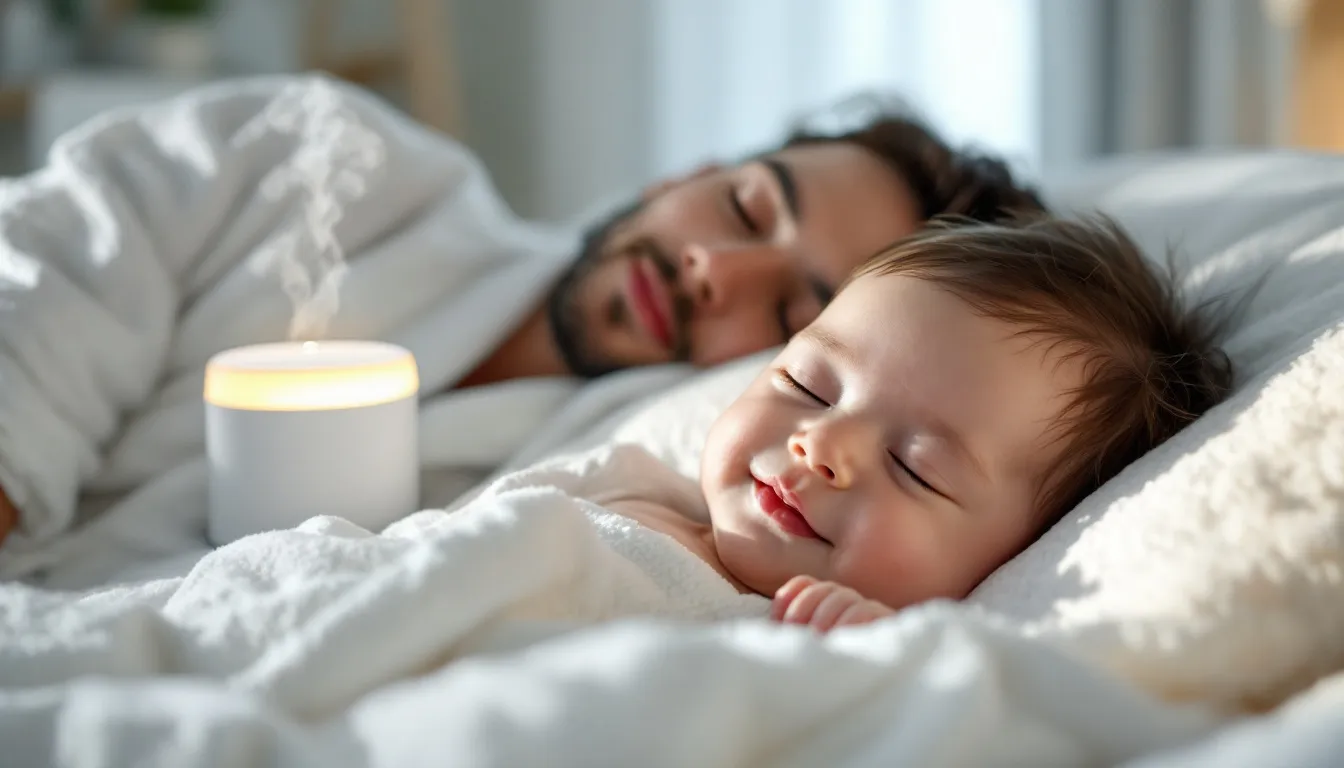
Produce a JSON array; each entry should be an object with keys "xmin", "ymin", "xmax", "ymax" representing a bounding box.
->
[
  {"xmin": 787, "ymin": 419, "xmax": 868, "ymax": 490},
  {"xmin": 678, "ymin": 242, "xmax": 781, "ymax": 313}
]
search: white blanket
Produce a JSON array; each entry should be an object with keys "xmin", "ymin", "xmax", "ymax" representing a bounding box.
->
[
  {"xmin": 0, "ymin": 74, "xmax": 696, "ymax": 589},
  {"xmin": 1, "ymin": 444, "xmax": 1228, "ymax": 767}
]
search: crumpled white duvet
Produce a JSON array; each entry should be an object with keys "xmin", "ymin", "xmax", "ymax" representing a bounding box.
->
[{"xmin": 0, "ymin": 446, "xmax": 1226, "ymax": 767}]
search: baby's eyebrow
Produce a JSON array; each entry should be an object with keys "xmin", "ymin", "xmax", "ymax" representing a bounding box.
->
[
  {"xmin": 925, "ymin": 424, "xmax": 989, "ymax": 486},
  {"xmin": 799, "ymin": 326, "xmax": 858, "ymax": 366}
]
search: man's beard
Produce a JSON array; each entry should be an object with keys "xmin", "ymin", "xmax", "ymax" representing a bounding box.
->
[{"xmin": 546, "ymin": 201, "xmax": 690, "ymax": 378}]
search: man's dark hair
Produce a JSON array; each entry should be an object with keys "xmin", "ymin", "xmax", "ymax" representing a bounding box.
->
[{"xmin": 784, "ymin": 94, "xmax": 1047, "ymax": 223}]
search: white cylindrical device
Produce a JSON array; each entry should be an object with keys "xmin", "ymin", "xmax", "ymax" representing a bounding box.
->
[{"xmin": 204, "ymin": 340, "xmax": 419, "ymax": 546}]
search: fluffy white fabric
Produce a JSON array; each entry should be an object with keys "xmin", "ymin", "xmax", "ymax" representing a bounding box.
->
[
  {"xmin": 2, "ymin": 443, "xmax": 1229, "ymax": 768},
  {"xmin": 972, "ymin": 151, "xmax": 1344, "ymax": 712}
]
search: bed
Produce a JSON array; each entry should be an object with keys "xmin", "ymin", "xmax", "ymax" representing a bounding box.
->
[{"xmin": 2, "ymin": 76, "xmax": 1343, "ymax": 766}]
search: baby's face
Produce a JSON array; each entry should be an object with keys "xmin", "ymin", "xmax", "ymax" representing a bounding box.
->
[{"xmin": 700, "ymin": 273, "xmax": 1082, "ymax": 609}]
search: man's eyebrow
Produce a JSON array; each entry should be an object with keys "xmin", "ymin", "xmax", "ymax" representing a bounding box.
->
[
  {"xmin": 761, "ymin": 157, "xmax": 828, "ymax": 305},
  {"xmin": 763, "ymin": 157, "xmax": 801, "ymax": 220}
]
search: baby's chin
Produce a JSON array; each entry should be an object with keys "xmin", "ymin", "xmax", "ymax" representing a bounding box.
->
[
  {"xmin": 715, "ymin": 545, "xmax": 783, "ymax": 598},
  {"xmin": 703, "ymin": 509, "xmax": 795, "ymax": 597}
]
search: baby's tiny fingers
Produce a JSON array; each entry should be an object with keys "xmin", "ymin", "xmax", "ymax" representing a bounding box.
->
[
  {"xmin": 770, "ymin": 575, "xmax": 818, "ymax": 621},
  {"xmin": 809, "ymin": 588, "xmax": 863, "ymax": 633},
  {"xmin": 780, "ymin": 581, "xmax": 835, "ymax": 626}
]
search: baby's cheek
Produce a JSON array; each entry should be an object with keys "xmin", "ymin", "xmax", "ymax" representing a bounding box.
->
[
  {"xmin": 835, "ymin": 521, "xmax": 951, "ymax": 610},
  {"xmin": 699, "ymin": 417, "xmax": 739, "ymax": 486},
  {"xmin": 702, "ymin": 402, "xmax": 761, "ymax": 474}
]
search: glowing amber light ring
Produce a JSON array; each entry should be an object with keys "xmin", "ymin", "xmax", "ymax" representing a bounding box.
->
[{"xmin": 204, "ymin": 341, "xmax": 419, "ymax": 412}]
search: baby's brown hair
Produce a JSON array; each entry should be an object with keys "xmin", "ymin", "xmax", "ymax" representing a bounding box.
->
[{"xmin": 850, "ymin": 215, "xmax": 1233, "ymax": 525}]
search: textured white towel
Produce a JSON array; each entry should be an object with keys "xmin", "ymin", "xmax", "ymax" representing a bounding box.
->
[{"xmin": 0, "ymin": 444, "xmax": 766, "ymax": 705}]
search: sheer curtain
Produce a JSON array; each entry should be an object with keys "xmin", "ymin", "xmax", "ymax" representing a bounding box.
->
[
  {"xmin": 646, "ymin": 0, "xmax": 1041, "ymax": 180},
  {"xmin": 461, "ymin": 0, "xmax": 1041, "ymax": 222},
  {"xmin": 1038, "ymin": 0, "xmax": 1296, "ymax": 171},
  {"xmin": 457, "ymin": 0, "xmax": 1291, "ymax": 222}
]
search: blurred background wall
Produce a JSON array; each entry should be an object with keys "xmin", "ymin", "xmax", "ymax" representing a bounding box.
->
[{"xmin": 0, "ymin": 0, "xmax": 1334, "ymax": 223}]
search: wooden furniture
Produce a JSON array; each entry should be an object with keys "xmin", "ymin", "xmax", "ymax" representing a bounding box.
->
[
  {"xmin": 303, "ymin": 0, "xmax": 465, "ymax": 139},
  {"xmin": 1292, "ymin": 0, "xmax": 1344, "ymax": 151},
  {"xmin": 0, "ymin": 85, "xmax": 27, "ymax": 121}
]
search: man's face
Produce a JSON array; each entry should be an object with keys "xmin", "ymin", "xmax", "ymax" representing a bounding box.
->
[{"xmin": 546, "ymin": 142, "xmax": 922, "ymax": 376}]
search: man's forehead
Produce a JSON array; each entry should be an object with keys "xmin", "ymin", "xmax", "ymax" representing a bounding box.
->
[
  {"xmin": 765, "ymin": 141, "xmax": 914, "ymax": 210},
  {"xmin": 766, "ymin": 141, "xmax": 871, "ymax": 172}
]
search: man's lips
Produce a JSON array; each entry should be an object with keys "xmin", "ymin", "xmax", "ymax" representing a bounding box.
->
[
  {"xmin": 753, "ymin": 478, "xmax": 822, "ymax": 540},
  {"xmin": 627, "ymin": 257, "xmax": 675, "ymax": 349}
]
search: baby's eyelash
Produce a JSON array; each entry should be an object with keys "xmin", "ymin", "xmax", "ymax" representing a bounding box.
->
[
  {"xmin": 890, "ymin": 452, "xmax": 939, "ymax": 494},
  {"xmin": 777, "ymin": 369, "xmax": 828, "ymax": 406}
]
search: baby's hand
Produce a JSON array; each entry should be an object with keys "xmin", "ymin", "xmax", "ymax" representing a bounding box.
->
[{"xmin": 770, "ymin": 575, "xmax": 894, "ymax": 633}]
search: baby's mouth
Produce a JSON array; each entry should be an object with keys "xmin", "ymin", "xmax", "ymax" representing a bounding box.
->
[{"xmin": 752, "ymin": 478, "xmax": 824, "ymax": 541}]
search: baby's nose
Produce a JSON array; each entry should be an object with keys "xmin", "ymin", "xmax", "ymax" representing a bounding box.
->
[{"xmin": 787, "ymin": 431, "xmax": 852, "ymax": 489}]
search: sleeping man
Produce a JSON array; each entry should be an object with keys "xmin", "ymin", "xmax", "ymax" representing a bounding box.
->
[{"xmin": 0, "ymin": 75, "xmax": 1042, "ymax": 586}]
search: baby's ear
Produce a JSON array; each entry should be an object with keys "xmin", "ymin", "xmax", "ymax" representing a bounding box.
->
[{"xmin": 642, "ymin": 162, "xmax": 723, "ymax": 201}]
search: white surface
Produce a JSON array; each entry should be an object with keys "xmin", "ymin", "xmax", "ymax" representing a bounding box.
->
[
  {"xmin": 206, "ymin": 396, "xmax": 418, "ymax": 546},
  {"xmin": 208, "ymin": 339, "xmax": 414, "ymax": 372},
  {"xmin": 0, "ymin": 443, "xmax": 1223, "ymax": 768},
  {"xmin": 204, "ymin": 341, "xmax": 419, "ymax": 410}
]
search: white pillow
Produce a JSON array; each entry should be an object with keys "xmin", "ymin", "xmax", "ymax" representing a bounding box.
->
[
  {"xmin": 972, "ymin": 150, "xmax": 1344, "ymax": 713},
  {"xmin": 551, "ymin": 149, "xmax": 1344, "ymax": 713}
]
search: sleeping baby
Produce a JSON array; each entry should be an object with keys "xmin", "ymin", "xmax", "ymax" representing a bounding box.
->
[{"xmin": 529, "ymin": 214, "xmax": 1234, "ymax": 632}]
